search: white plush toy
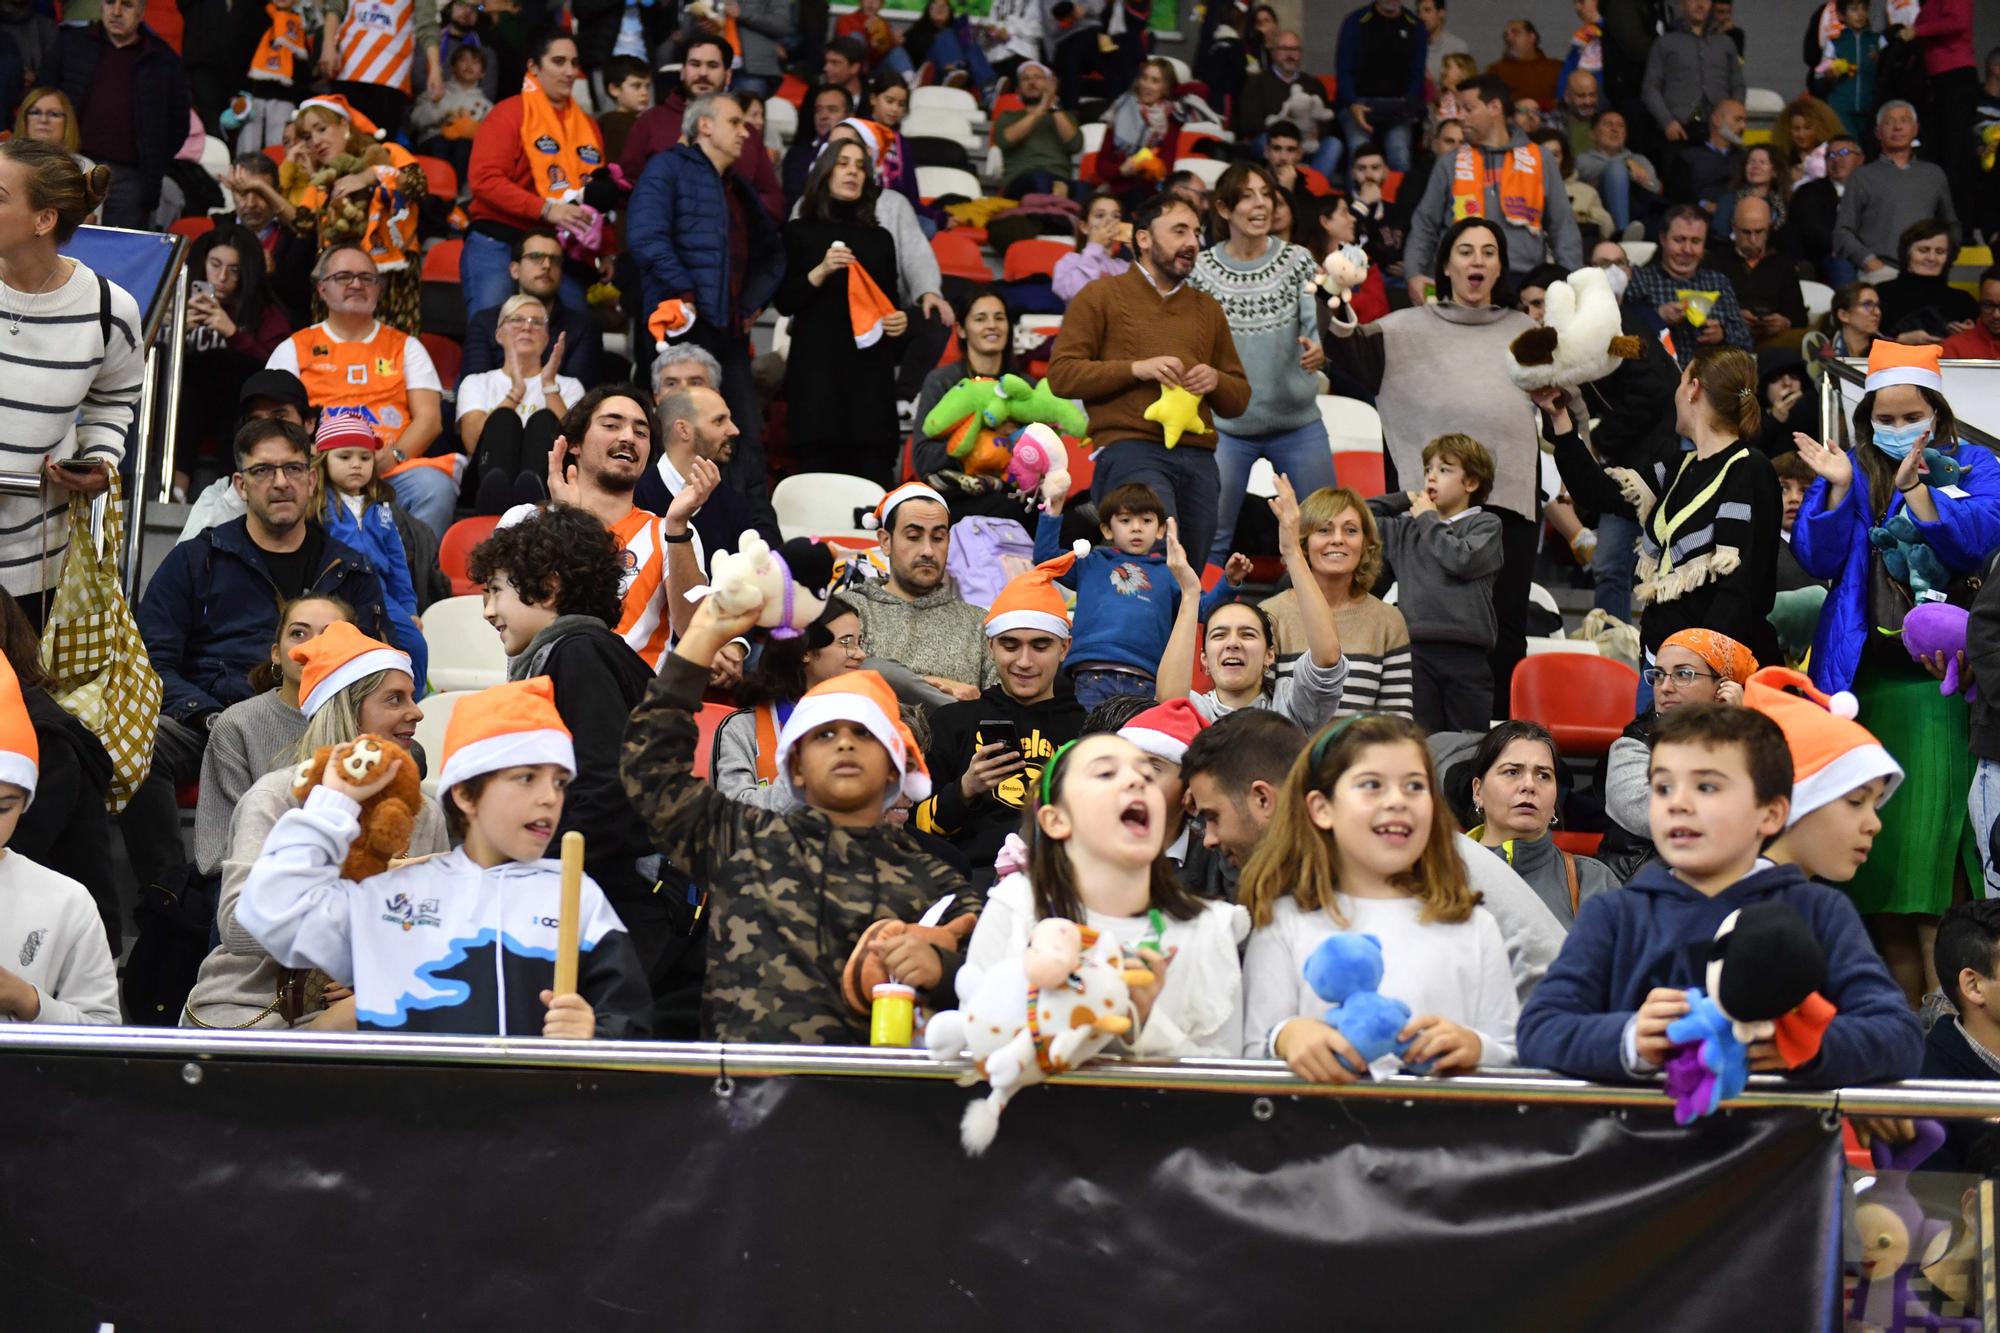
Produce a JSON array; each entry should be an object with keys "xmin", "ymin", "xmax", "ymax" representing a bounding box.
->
[
  {"xmin": 1505, "ymin": 265, "xmax": 1643, "ymax": 392},
  {"xmin": 695, "ymin": 531, "xmax": 829, "ymax": 639},
  {"xmin": 925, "ymin": 917, "xmax": 1147, "ymax": 1155},
  {"xmin": 1268, "ymin": 84, "xmax": 1334, "ymax": 157},
  {"xmin": 1313, "ymin": 242, "xmax": 1370, "ymax": 314}
]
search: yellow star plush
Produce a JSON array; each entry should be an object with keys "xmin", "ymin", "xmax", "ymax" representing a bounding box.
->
[{"xmin": 1145, "ymin": 383, "xmax": 1210, "ymax": 449}]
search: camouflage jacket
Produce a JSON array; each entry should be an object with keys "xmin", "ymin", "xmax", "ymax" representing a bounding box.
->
[{"xmin": 622, "ymin": 655, "xmax": 977, "ymax": 1044}]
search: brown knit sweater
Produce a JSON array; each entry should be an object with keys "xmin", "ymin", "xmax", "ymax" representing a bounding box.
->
[{"xmin": 1047, "ymin": 264, "xmax": 1252, "ymax": 453}]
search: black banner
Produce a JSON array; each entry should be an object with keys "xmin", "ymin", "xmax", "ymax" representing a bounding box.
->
[{"xmin": 0, "ymin": 1050, "xmax": 1841, "ymax": 1331}]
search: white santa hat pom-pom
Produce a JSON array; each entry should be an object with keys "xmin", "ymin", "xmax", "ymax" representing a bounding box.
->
[
  {"xmin": 861, "ymin": 512, "xmax": 881, "ymax": 530},
  {"xmin": 1828, "ymin": 691, "xmax": 1859, "ymax": 720},
  {"xmin": 1071, "ymin": 539, "xmax": 1091, "ymax": 559},
  {"xmin": 960, "ymin": 1097, "xmax": 1000, "ymax": 1156}
]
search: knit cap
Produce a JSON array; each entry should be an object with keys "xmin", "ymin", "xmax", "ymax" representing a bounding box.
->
[
  {"xmin": 1741, "ymin": 666, "xmax": 1903, "ymax": 825},
  {"xmin": 984, "ymin": 546, "xmax": 1087, "ymax": 638},
  {"xmin": 1863, "ymin": 341, "xmax": 1944, "ymax": 395},
  {"xmin": 774, "ymin": 669, "xmax": 930, "ymax": 811},
  {"xmin": 0, "ymin": 651, "xmax": 38, "ymax": 803},
  {"xmin": 292, "ymin": 621, "xmax": 412, "ymax": 720},
  {"xmin": 437, "ymin": 677, "xmax": 576, "ymax": 794},
  {"xmin": 1118, "ymin": 698, "xmax": 1208, "ymax": 765}
]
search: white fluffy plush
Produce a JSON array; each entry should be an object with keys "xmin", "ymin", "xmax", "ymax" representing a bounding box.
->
[
  {"xmin": 1505, "ymin": 265, "xmax": 1634, "ymax": 392},
  {"xmin": 1268, "ymin": 85, "xmax": 1334, "ymax": 155},
  {"xmin": 697, "ymin": 531, "xmax": 828, "ymax": 638}
]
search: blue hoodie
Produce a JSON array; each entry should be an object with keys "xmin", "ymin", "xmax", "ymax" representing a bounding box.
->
[
  {"xmin": 1034, "ymin": 513, "xmax": 1180, "ymax": 678},
  {"xmin": 1516, "ymin": 861, "xmax": 1921, "ymax": 1086}
]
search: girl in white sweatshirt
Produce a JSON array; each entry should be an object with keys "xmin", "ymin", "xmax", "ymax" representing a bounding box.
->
[{"xmin": 959, "ymin": 731, "xmax": 1247, "ymax": 1058}]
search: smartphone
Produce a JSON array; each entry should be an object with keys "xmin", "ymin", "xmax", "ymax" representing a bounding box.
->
[
  {"xmin": 978, "ymin": 720, "xmax": 1021, "ymax": 756},
  {"xmin": 55, "ymin": 459, "xmax": 102, "ymax": 474},
  {"xmin": 191, "ymin": 280, "xmax": 215, "ymax": 300}
]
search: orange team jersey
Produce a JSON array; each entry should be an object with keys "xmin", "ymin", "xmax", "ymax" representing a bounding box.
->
[
  {"xmin": 334, "ymin": 0, "xmax": 415, "ymax": 94},
  {"xmin": 289, "ymin": 322, "xmax": 414, "ymax": 450},
  {"xmin": 609, "ymin": 508, "xmax": 673, "ymax": 668}
]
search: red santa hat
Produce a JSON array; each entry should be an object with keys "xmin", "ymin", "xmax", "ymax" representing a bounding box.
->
[
  {"xmin": 1741, "ymin": 666, "xmax": 1903, "ymax": 826},
  {"xmin": 0, "ymin": 650, "xmax": 38, "ymax": 803},
  {"xmin": 1863, "ymin": 341, "xmax": 1945, "ymax": 395},
  {"xmin": 863, "ymin": 481, "xmax": 950, "ymax": 532},
  {"xmin": 437, "ymin": 677, "xmax": 576, "ymax": 794},
  {"xmin": 1118, "ymin": 698, "xmax": 1208, "ymax": 766},
  {"xmin": 292, "ymin": 621, "xmax": 413, "ymax": 720},
  {"xmin": 984, "ymin": 545, "xmax": 1088, "ymax": 639},
  {"xmin": 775, "ymin": 669, "xmax": 930, "ymax": 810},
  {"xmin": 297, "ymin": 93, "xmax": 387, "ymax": 140}
]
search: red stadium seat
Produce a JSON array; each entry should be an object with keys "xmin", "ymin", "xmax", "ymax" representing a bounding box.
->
[
  {"xmin": 693, "ymin": 702, "xmax": 736, "ymax": 779},
  {"xmin": 439, "ymin": 515, "xmax": 500, "ymax": 596},
  {"xmin": 1334, "ymin": 451, "xmax": 1385, "ymax": 498},
  {"xmin": 412, "ymin": 153, "xmax": 458, "ymax": 202},
  {"xmin": 774, "ymin": 74, "xmax": 809, "ymax": 109},
  {"xmin": 419, "ymin": 332, "xmax": 462, "ymax": 393},
  {"xmin": 1552, "ymin": 830, "xmax": 1604, "ymax": 858},
  {"xmin": 932, "ymin": 229, "xmax": 991, "ymax": 283},
  {"xmin": 169, "ymin": 215, "xmax": 214, "ymax": 241},
  {"xmin": 263, "ymin": 143, "xmax": 286, "ymax": 166},
  {"xmin": 1001, "ymin": 237, "xmax": 1071, "ymax": 283},
  {"xmin": 1510, "ymin": 655, "xmax": 1641, "ymax": 759},
  {"xmin": 422, "ymin": 238, "xmax": 463, "ymax": 283}
]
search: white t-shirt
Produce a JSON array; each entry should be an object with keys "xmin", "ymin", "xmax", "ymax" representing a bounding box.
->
[
  {"xmin": 265, "ymin": 322, "xmax": 442, "ymax": 393},
  {"xmin": 454, "ymin": 368, "xmax": 584, "ymax": 420}
]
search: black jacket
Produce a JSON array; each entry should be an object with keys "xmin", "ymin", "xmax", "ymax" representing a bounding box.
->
[
  {"xmin": 1919, "ymin": 1017, "xmax": 2000, "ymax": 1172},
  {"xmin": 632, "ymin": 464, "xmax": 753, "ymax": 562},
  {"xmin": 1965, "ymin": 552, "xmax": 2000, "ymax": 763},
  {"xmin": 1575, "ymin": 306, "xmax": 1683, "ymax": 479},
  {"xmin": 13, "ymin": 688, "xmax": 117, "ymax": 950},
  {"xmin": 1791, "ymin": 177, "xmax": 1842, "ymax": 268},
  {"xmin": 916, "ymin": 686, "xmax": 1085, "ymax": 889},
  {"xmin": 38, "ymin": 23, "xmax": 190, "ymax": 190}
]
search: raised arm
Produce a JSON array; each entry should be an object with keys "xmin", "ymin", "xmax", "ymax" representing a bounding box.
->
[{"xmin": 1155, "ymin": 518, "xmax": 1202, "ymax": 702}]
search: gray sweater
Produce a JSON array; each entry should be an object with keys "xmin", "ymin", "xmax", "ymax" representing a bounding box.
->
[
  {"xmin": 1369, "ymin": 495, "xmax": 1503, "ymax": 647},
  {"xmin": 181, "ymin": 767, "xmax": 449, "ymax": 1029},
  {"xmin": 1833, "ymin": 156, "xmax": 1960, "ymax": 267},
  {"xmin": 1324, "ymin": 299, "xmax": 1542, "ymax": 519},
  {"xmin": 1186, "ymin": 237, "xmax": 1322, "ymax": 438},
  {"xmin": 194, "ymin": 689, "xmax": 306, "ymax": 875},
  {"xmin": 849, "ymin": 576, "xmax": 998, "ymax": 691},
  {"xmin": 1640, "ymin": 23, "xmax": 1744, "ymax": 130},
  {"xmin": 1471, "ymin": 830, "xmax": 1619, "ymax": 930},
  {"xmin": 1403, "ymin": 134, "xmax": 1584, "ymax": 282}
]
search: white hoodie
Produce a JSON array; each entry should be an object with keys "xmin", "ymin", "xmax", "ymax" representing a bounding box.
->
[{"xmin": 0, "ymin": 848, "xmax": 120, "ymax": 1025}]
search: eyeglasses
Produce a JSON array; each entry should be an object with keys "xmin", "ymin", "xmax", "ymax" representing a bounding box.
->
[
  {"xmin": 831, "ymin": 634, "xmax": 868, "ymax": 653},
  {"xmin": 517, "ymin": 251, "xmax": 562, "ymax": 266},
  {"xmin": 24, "ymin": 108, "xmax": 63, "ymax": 120},
  {"xmin": 500, "ymin": 315, "xmax": 548, "ymax": 328},
  {"xmin": 1979, "ymin": 300, "xmax": 2000, "ymax": 313},
  {"xmin": 1641, "ymin": 665, "xmax": 1719, "ymax": 688},
  {"xmin": 1827, "ymin": 147, "xmax": 1862, "ymax": 160},
  {"xmin": 241, "ymin": 462, "xmax": 310, "ymax": 483},
  {"xmin": 320, "ymin": 271, "xmax": 381, "ymax": 288}
]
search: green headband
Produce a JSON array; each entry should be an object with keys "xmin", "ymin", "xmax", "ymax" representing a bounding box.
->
[
  {"xmin": 1040, "ymin": 738, "xmax": 1079, "ymax": 808},
  {"xmin": 1308, "ymin": 714, "xmax": 1372, "ymax": 768}
]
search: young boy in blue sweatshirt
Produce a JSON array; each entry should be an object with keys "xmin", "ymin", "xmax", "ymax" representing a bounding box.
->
[
  {"xmin": 1366, "ymin": 433, "xmax": 1504, "ymax": 735},
  {"xmin": 1517, "ymin": 703, "xmax": 1921, "ymax": 1087},
  {"xmin": 1035, "ymin": 480, "xmax": 1180, "ymax": 712}
]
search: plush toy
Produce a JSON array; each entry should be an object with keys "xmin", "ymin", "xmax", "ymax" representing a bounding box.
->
[
  {"xmin": 290, "ymin": 735, "xmax": 424, "ymax": 882},
  {"xmin": 1869, "ymin": 449, "xmax": 1968, "ymax": 605},
  {"xmin": 1661, "ymin": 903, "xmax": 1836, "ymax": 1123},
  {"xmin": 1506, "ymin": 266, "xmax": 1644, "ymax": 391},
  {"xmin": 1900, "ymin": 601, "xmax": 1973, "ymax": 698},
  {"xmin": 841, "ymin": 914, "xmax": 979, "ymax": 1019},
  {"xmin": 1313, "ymin": 243, "xmax": 1370, "ymax": 314},
  {"xmin": 1004, "ymin": 422, "xmax": 1067, "ymax": 498},
  {"xmin": 694, "ymin": 531, "xmax": 830, "ymax": 639},
  {"xmin": 1767, "ymin": 585, "xmax": 1829, "ymax": 671},
  {"xmin": 925, "ymin": 917, "xmax": 1149, "ymax": 1155},
  {"xmin": 1847, "ymin": 1121, "xmax": 1978, "ymax": 1332},
  {"xmin": 311, "ymin": 151, "xmax": 389, "ymax": 230},
  {"xmin": 1146, "ymin": 382, "xmax": 1209, "ymax": 449},
  {"xmin": 1300, "ymin": 933, "xmax": 1416, "ymax": 1073},
  {"xmin": 1267, "ymin": 84, "xmax": 1333, "ymax": 156},
  {"xmin": 922, "ymin": 374, "xmax": 1088, "ymax": 478},
  {"xmin": 1126, "ymin": 146, "xmax": 1168, "ymax": 181}
]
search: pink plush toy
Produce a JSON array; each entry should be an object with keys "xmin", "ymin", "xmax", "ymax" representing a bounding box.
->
[{"xmin": 1004, "ymin": 423, "xmax": 1068, "ymax": 501}]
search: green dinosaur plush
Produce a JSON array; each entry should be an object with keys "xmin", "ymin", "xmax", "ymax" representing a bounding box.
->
[
  {"xmin": 921, "ymin": 376, "xmax": 1000, "ymax": 440},
  {"xmin": 981, "ymin": 373, "xmax": 1089, "ymax": 439}
]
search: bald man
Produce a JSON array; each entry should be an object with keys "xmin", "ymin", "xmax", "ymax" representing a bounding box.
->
[{"xmin": 1712, "ymin": 195, "xmax": 1807, "ymax": 347}]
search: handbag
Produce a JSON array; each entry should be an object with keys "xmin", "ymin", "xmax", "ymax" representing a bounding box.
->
[{"xmin": 39, "ymin": 488, "xmax": 162, "ymax": 814}]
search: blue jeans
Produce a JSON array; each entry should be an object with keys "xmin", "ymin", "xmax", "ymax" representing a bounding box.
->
[
  {"xmin": 460, "ymin": 230, "xmax": 588, "ymax": 325},
  {"xmin": 388, "ymin": 460, "xmax": 463, "ymax": 541},
  {"xmin": 1072, "ymin": 667, "xmax": 1155, "ymax": 712},
  {"xmin": 1596, "ymin": 158, "xmax": 1633, "ymax": 230},
  {"xmin": 926, "ymin": 27, "xmax": 995, "ymax": 86},
  {"xmin": 1821, "ymin": 256, "xmax": 1857, "ymax": 288},
  {"xmin": 1592, "ymin": 511, "xmax": 1640, "ymax": 624},
  {"xmin": 1339, "ymin": 99, "xmax": 1413, "ymax": 174},
  {"xmin": 1208, "ymin": 417, "xmax": 1336, "ymax": 566},
  {"xmin": 1093, "ymin": 438, "xmax": 1221, "ymax": 582}
]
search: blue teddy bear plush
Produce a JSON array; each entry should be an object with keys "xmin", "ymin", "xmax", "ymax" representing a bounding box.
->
[
  {"xmin": 1301, "ymin": 933, "xmax": 1423, "ymax": 1075},
  {"xmin": 1868, "ymin": 448, "xmax": 1967, "ymax": 602}
]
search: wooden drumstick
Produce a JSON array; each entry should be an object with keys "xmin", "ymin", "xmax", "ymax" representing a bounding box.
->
[{"xmin": 552, "ymin": 830, "xmax": 584, "ymax": 997}]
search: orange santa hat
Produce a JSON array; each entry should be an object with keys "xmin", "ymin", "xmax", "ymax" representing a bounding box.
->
[
  {"xmin": 984, "ymin": 544, "xmax": 1088, "ymax": 639},
  {"xmin": 863, "ymin": 481, "xmax": 950, "ymax": 531},
  {"xmin": 841, "ymin": 246, "xmax": 899, "ymax": 349},
  {"xmin": 1741, "ymin": 666, "xmax": 1903, "ymax": 826},
  {"xmin": 1863, "ymin": 341, "xmax": 1945, "ymax": 395},
  {"xmin": 437, "ymin": 677, "xmax": 576, "ymax": 794},
  {"xmin": 292, "ymin": 621, "xmax": 413, "ymax": 720},
  {"xmin": 0, "ymin": 650, "xmax": 38, "ymax": 803},
  {"xmin": 775, "ymin": 669, "xmax": 930, "ymax": 810}
]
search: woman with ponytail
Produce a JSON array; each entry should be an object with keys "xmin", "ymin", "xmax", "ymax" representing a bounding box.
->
[
  {"xmin": 1790, "ymin": 342, "xmax": 2000, "ymax": 1007},
  {"xmin": 1535, "ymin": 345, "xmax": 1783, "ymax": 667},
  {"xmin": 0, "ymin": 141, "xmax": 145, "ymax": 626}
]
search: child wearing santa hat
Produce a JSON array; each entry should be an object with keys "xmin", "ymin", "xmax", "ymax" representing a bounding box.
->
[
  {"xmin": 956, "ymin": 722, "xmax": 1249, "ymax": 1057},
  {"xmin": 914, "ymin": 550, "xmax": 1089, "ymax": 888},
  {"xmin": 1745, "ymin": 666, "xmax": 1904, "ymax": 887},
  {"xmin": 0, "ymin": 653, "xmax": 119, "ymax": 1025},
  {"xmin": 625, "ymin": 592, "xmax": 978, "ymax": 1043},
  {"xmin": 238, "ymin": 677, "xmax": 652, "ymax": 1037},
  {"xmin": 1792, "ymin": 339, "xmax": 2000, "ymax": 1006}
]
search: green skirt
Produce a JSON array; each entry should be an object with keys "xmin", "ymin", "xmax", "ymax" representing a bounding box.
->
[{"xmin": 1842, "ymin": 661, "xmax": 1979, "ymax": 916}]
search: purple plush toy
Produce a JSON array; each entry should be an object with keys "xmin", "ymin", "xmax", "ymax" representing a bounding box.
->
[
  {"xmin": 1848, "ymin": 1120, "xmax": 1977, "ymax": 1330},
  {"xmin": 1900, "ymin": 602, "xmax": 1974, "ymax": 700}
]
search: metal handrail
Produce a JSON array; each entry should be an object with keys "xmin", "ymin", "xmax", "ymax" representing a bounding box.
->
[
  {"xmin": 4, "ymin": 1025, "xmax": 1997, "ymax": 1119},
  {"xmin": 1816, "ymin": 350, "xmax": 2000, "ymax": 453}
]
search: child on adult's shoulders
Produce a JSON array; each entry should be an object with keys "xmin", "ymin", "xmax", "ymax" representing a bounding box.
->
[{"xmin": 1517, "ymin": 703, "xmax": 1921, "ymax": 1087}]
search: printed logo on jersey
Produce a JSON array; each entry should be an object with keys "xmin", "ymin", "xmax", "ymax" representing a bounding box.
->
[{"xmin": 18, "ymin": 928, "xmax": 43, "ymax": 967}]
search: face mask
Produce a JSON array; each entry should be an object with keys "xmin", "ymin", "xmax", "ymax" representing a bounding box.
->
[
  {"xmin": 1872, "ymin": 417, "xmax": 1934, "ymax": 460},
  {"xmin": 1602, "ymin": 263, "xmax": 1630, "ymax": 301}
]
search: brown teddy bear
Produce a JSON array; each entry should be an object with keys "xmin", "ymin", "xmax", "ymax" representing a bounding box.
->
[
  {"xmin": 310, "ymin": 148, "xmax": 393, "ymax": 229},
  {"xmin": 290, "ymin": 734, "xmax": 423, "ymax": 881}
]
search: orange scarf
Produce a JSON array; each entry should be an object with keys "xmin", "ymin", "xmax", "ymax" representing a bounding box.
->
[
  {"xmin": 298, "ymin": 145, "xmax": 420, "ymax": 271},
  {"xmin": 250, "ymin": 4, "xmax": 309, "ymax": 83},
  {"xmin": 1449, "ymin": 143, "xmax": 1547, "ymax": 234},
  {"xmin": 518, "ymin": 71, "xmax": 604, "ymax": 207}
]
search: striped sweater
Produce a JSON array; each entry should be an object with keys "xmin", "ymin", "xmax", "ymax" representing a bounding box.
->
[
  {"xmin": 1264, "ymin": 588, "xmax": 1414, "ymax": 718},
  {"xmin": 0, "ymin": 261, "xmax": 144, "ymax": 595}
]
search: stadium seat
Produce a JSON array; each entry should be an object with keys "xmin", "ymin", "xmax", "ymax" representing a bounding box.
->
[
  {"xmin": 413, "ymin": 153, "xmax": 458, "ymax": 202},
  {"xmin": 773, "ymin": 472, "xmax": 886, "ymax": 541},
  {"xmin": 1173, "ymin": 157, "xmax": 1227, "ymax": 188},
  {"xmin": 911, "ymin": 85, "xmax": 978, "ymax": 116},
  {"xmin": 1320, "ymin": 395, "xmax": 1384, "ymax": 453},
  {"xmin": 903, "ymin": 108, "xmax": 979, "ymax": 151},
  {"xmin": 422, "ymin": 596, "xmax": 506, "ymax": 692},
  {"xmin": 169, "ymin": 216, "xmax": 214, "ymax": 241},
  {"xmin": 1079, "ymin": 122, "xmax": 1108, "ymax": 155},
  {"xmin": 916, "ymin": 165, "xmax": 983, "ymax": 203},
  {"xmin": 419, "ymin": 333, "xmax": 462, "ymax": 398},
  {"xmin": 1801, "ymin": 280, "xmax": 1834, "ymax": 323},
  {"xmin": 764, "ymin": 94, "xmax": 798, "ymax": 150},
  {"xmin": 773, "ymin": 73, "xmax": 809, "ymax": 108},
  {"xmin": 410, "ymin": 689, "xmax": 479, "ymax": 798},
  {"xmin": 1510, "ymin": 654, "xmax": 1641, "ymax": 759},
  {"xmin": 906, "ymin": 135, "xmax": 972, "ymax": 170},
  {"xmin": 693, "ymin": 701, "xmax": 736, "ymax": 779},
  {"xmin": 439, "ymin": 514, "xmax": 500, "ymax": 595},
  {"xmin": 1552, "ymin": 830, "xmax": 1604, "ymax": 858},
  {"xmin": 1002, "ymin": 237, "xmax": 1071, "ymax": 283},
  {"xmin": 933, "ymin": 229, "xmax": 993, "ymax": 283},
  {"xmin": 1332, "ymin": 451, "xmax": 1385, "ymax": 497},
  {"xmin": 263, "ymin": 143, "xmax": 286, "ymax": 166},
  {"xmin": 423, "ymin": 239, "xmax": 464, "ymax": 283}
]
